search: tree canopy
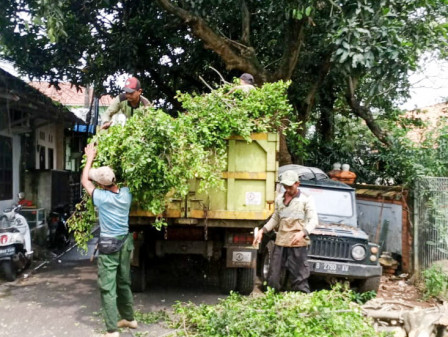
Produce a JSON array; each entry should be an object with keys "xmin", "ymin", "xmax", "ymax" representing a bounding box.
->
[{"xmin": 1, "ymin": 0, "xmax": 447, "ymax": 169}]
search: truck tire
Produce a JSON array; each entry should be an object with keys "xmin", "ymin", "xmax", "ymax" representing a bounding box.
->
[
  {"xmin": 220, "ymin": 267, "xmax": 237, "ymax": 294},
  {"xmin": 131, "ymin": 260, "xmax": 146, "ymax": 293},
  {"xmin": 358, "ymin": 276, "xmax": 380, "ymax": 293},
  {"xmin": 237, "ymin": 268, "xmax": 255, "ymax": 295},
  {"xmin": 1, "ymin": 260, "xmax": 16, "ymax": 282}
]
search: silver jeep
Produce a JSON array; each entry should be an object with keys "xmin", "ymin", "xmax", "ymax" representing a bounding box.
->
[{"xmin": 257, "ymin": 164, "xmax": 382, "ymax": 292}]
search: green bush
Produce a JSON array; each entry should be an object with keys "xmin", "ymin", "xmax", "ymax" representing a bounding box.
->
[
  {"xmin": 422, "ymin": 263, "xmax": 448, "ymax": 301},
  {"xmin": 171, "ymin": 288, "xmax": 385, "ymax": 337}
]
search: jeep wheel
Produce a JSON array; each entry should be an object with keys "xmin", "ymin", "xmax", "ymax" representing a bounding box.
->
[
  {"xmin": 220, "ymin": 267, "xmax": 237, "ymax": 294},
  {"xmin": 358, "ymin": 276, "xmax": 380, "ymax": 293},
  {"xmin": 237, "ymin": 268, "xmax": 255, "ymax": 295}
]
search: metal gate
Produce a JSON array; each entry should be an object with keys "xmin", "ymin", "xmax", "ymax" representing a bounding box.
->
[{"xmin": 413, "ymin": 177, "xmax": 448, "ymax": 274}]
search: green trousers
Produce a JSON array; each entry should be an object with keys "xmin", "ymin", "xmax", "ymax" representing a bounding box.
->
[{"xmin": 97, "ymin": 235, "xmax": 134, "ymax": 332}]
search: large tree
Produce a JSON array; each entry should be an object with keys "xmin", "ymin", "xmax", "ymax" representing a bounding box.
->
[{"xmin": 1, "ymin": 0, "xmax": 447, "ymax": 164}]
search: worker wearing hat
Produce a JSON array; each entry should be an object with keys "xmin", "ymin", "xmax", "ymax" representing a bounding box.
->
[
  {"xmin": 228, "ymin": 73, "xmax": 256, "ymax": 94},
  {"xmin": 101, "ymin": 76, "xmax": 152, "ymax": 130},
  {"xmin": 81, "ymin": 143, "xmax": 137, "ymax": 337},
  {"xmin": 253, "ymin": 170, "xmax": 318, "ymax": 293}
]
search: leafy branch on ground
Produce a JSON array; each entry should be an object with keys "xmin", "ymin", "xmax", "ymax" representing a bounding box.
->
[
  {"xmin": 134, "ymin": 309, "xmax": 171, "ymax": 325},
  {"xmin": 67, "ymin": 81, "xmax": 297, "ymax": 251},
  {"xmin": 170, "ymin": 287, "xmax": 387, "ymax": 337}
]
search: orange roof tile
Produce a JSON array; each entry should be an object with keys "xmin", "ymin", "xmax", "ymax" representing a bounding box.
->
[{"xmin": 28, "ymin": 82, "xmax": 113, "ymax": 107}]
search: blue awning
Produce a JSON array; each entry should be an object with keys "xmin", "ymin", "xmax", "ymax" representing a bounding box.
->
[{"xmin": 73, "ymin": 123, "xmax": 96, "ymax": 133}]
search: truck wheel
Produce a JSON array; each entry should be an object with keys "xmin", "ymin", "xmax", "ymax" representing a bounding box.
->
[
  {"xmin": 1, "ymin": 261, "xmax": 16, "ymax": 282},
  {"xmin": 131, "ymin": 261, "xmax": 146, "ymax": 293},
  {"xmin": 220, "ymin": 267, "xmax": 237, "ymax": 294},
  {"xmin": 237, "ymin": 268, "xmax": 255, "ymax": 295},
  {"xmin": 358, "ymin": 276, "xmax": 381, "ymax": 293}
]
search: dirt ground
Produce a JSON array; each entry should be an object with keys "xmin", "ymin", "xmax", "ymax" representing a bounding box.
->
[{"xmin": 376, "ymin": 274, "xmax": 437, "ymax": 308}]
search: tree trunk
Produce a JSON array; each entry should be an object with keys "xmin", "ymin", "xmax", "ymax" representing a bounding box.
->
[
  {"xmin": 318, "ymin": 83, "xmax": 336, "ymax": 145},
  {"xmin": 279, "ymin": 132, "xmax": 293, "ymax": 165}
]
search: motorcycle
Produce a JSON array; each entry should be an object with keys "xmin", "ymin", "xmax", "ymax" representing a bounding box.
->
[
  {"xmin": 47, "ymin": 205, "xmax": 70, "ymax": 251},
  {"xmin": 0, "ymin": 204, "xmax": 33, "ymax": 281}
]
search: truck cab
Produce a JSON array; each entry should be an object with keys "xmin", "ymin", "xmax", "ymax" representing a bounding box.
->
[{"xmin": 258, "ymin": 164, "xmax": 382, "ymax": 292}]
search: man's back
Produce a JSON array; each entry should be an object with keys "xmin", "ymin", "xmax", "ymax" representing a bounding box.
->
[{"xmin": 93, "ymin": 187, "xmax": 132, "ymax": 237}]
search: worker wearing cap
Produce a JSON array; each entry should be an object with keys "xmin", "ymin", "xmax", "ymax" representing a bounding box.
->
[
  {"xmin": 253, "ymin": 170, "xmax": 318, "ymax": 293},
  {"xmin": 228, "ymin": 73, "xmax": 256, "ymax": 94},
  {"xmin": 81, "ymin": 143, "xmax": 137, "ymax": 337},
  {"xmin": 101, "ymin": 76, "xmax": 151, "ymax": 130}
]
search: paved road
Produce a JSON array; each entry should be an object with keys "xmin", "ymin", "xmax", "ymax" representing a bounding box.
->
[{"xmin": 0, "ymin": 239, "xmax": 225, "ymax": 337}]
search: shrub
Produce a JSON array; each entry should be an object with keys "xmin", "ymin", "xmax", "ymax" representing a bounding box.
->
[{"xmin": 422, "ymin": 263, "xmax": 448, "ymax": 301}]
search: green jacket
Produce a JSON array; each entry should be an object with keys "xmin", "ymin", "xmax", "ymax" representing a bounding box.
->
[{"xmin": 102, "ymin": 93, "xmax": 151, "ymax": 123}]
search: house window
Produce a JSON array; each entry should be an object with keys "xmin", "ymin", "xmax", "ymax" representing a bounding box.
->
[{"xmin": 0, "ymin": 136, "xmax": 13, "ymax": 200}]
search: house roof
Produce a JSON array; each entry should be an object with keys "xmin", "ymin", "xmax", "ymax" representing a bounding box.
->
[
  {"xmin": 28, "ymin": 82, "xmax": 113, "ymax": 107},
  {"xmin": 0, "ymin": 69, "xmax": 83, "ymax": 134},
  {"xmin": 405, "ymin": 102, "xmax": 448, "ymax": 143}
]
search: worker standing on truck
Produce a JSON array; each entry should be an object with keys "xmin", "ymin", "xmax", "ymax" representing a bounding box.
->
[
  {"xmin": 228, "ymin": 73, "xmax": 256, "ymax": 94},
  {"xmin": 81, "ymin": 143, "xmax": 137, "ymax": 337},
  {"xmin": 253, "ymin": 170, "xmax": 318, "ymax": 293},
  {"xmin": 101, "ymin": 76, "xmax": 151, "ymax": 130}
]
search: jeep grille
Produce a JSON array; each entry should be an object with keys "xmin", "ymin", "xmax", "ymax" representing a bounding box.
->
[{"xmin": 308, "ymin": 236, "xmax": 352, "ymax": 261}]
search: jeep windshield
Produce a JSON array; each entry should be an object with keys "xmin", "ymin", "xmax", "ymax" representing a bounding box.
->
[{"xmin": 299, "ymin": 186, "xmax": 354, "ymax": 219}]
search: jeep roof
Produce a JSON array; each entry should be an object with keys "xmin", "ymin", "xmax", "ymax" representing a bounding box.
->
[
  {"xmin": 278, "ymin": 164, "xmax": 358, "ymax": 228},
  {"xmin": 278, "ymin": 164, "xmax": 354, "ymax": 191}
]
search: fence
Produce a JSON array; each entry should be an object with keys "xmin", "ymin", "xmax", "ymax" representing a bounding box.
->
[{"xmin": 413, "ymin": 177, "xmax": 448, "ymax": 274}]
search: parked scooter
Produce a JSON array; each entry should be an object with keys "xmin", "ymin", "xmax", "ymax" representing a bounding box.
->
[
  {"xmin": 0, "ymin": 204, "xmax": 33, "ymax": 281},
  {"xmin": 48, "ymin": 205, "xmax": 70, "ymax": 251}
]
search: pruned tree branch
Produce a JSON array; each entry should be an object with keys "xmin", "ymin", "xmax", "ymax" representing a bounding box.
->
[
  {"xmin": 155, "ymin": 0, "xmax": 265, "ymax": 79},
  {"xmin": 345, "ymin": 76, "xmax": 391, "ymax": 146},
  {"xmin": 155, "ymin": 0, "xmax": 306, "ymax": 85}
]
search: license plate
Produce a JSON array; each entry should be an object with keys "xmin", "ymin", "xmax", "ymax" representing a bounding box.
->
[
  {"xmin": 232, "ymin": 251, "xmax": 252, "ymax": 263},
  {"xmin": 313, "ymin": 262, "xmax": 349, "ymax": 274},
  {"xmin": 0, "ymin": 247, "xmax": 15, "ymax": 257}
]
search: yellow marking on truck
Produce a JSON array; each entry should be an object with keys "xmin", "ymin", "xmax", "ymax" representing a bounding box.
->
[
  {"xmin": 228, "ymin": 133, "xmax": 268, "ymax": 141},
  {"xmin": 189, "ymin": 209, "xmax": 273, "ymax": 220},
  {"xmin": 222, "ymin": 172, "xmax": 267, "ymax": 180},
  {"xmin": 131, "ymin": 209, "xmax": 182, "ymax": 218}
]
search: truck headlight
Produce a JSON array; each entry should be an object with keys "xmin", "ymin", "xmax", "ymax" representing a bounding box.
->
[{"xmin": 351, "ymin": 245, "xmax": 366, "ymax": 260}]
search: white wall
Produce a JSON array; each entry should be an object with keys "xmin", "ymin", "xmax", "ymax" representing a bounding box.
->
[{"xmin": 0, "ymin": 131, "xmax": 20, "ymax": 212}]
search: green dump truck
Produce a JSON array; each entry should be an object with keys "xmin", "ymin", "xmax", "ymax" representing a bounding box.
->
[{"xmin": 129, "ymin": 132, "xmax": 279, "ymax": 294}]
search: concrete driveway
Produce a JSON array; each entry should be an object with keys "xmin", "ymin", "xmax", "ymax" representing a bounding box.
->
[{"xmin": 0, "ymin": 240, "xmax": 224, "ymax": 337}]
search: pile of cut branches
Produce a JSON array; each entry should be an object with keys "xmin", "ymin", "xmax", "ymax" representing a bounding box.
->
[{"xmin": 68, "ymin": 81, "xmax": 297, "ymax": 251}]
